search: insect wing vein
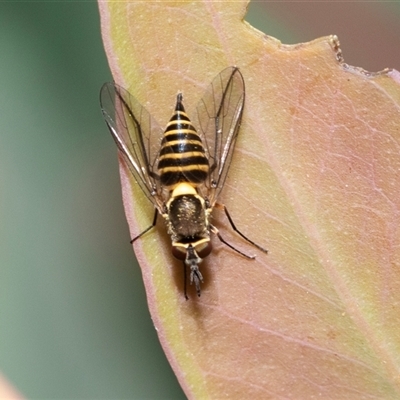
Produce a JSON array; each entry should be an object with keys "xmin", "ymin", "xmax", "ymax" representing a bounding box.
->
[
  {"xmin": 100, "ymin": 83, "xmax": 164, "ymax": 209},
  {"xmin": 194, "ymin": 67, "xmax": 245, "ymax": 205}
]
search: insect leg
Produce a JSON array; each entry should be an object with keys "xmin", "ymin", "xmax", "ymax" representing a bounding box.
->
[
  {"xmin": 130, "ymin": 209, "xmax": 158, "ymax": 244},
  {"xmin": 210, "ymin": 224, "xmax": 254, "ymax": 259},
  {"xmin": 183, "ymin": 262, "xmax": 189, "ymax": 301},
  {"xmin": 214, "ymin": 203, "xmax": 268, "ymax": 254}
]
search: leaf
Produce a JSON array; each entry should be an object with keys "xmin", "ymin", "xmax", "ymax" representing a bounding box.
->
[
  {"xmin": 99, "ymin": 1, "xmax": 400, "ymax": 398},
  {"xmin": 0, "ymin": 374, "xmax": 23, "ymax": 400}
]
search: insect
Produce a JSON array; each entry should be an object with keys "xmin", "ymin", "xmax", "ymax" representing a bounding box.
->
[{"xmin": 100, "ymin": 66, "xmax": 267, "ymax": 298}]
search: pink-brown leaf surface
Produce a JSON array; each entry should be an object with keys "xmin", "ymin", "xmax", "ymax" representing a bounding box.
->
[
  {"xmin": 99, "ymin": 1, "xmax": 400, "ymax": 398},
  {"xmin": 0, "ymin": 374, "xmax": 23, "ymax": 400}
]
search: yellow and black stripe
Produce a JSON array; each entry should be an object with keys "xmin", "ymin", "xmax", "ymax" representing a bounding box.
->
[{"xmin": 158, "ymin": 94, "xmax": 209, "ymax": 188}]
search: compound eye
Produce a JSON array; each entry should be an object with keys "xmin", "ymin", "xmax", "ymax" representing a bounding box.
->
[
  {"xmin": 172, "ymin": 245, "xmax": 186, "ymax": 260},
  {"xmin": 196, "ymin": 241, "xmax": 212, "ymax": 259}
]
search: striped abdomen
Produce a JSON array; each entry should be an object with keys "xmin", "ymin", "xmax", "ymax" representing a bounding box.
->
[{"xmin": 158, "ymin": 94, "xmax": 209, "ymax": 188}]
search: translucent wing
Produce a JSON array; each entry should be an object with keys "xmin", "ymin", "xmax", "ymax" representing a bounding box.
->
[
  {"xmin": 100, "ymin": 83, "xmax": 165, "ymax": 211},
  {"xmin": 194, "ymin": 67, "xmax": 245, "ymax": 205}
]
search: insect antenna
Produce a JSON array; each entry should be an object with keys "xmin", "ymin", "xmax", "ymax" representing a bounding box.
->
[{"xmin": 185, "ymin": 245, "xmax": 204, "ymax": 297}]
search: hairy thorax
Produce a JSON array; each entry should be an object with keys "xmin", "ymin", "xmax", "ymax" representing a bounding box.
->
[{"xmin": 168, "ymin": 195, "xmax": 208, "ymax": 240}]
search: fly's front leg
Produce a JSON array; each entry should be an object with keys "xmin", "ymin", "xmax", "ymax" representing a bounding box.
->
[
  {"xmin": 130, "ymin": 209, "xmax": 158, "ymax": 243},
  {"xmin": 183, "ymin": 262, "xmax": 189, "ymax": 301},
  {"xmin": 214, "ymin": 203, "xmax": 268, "ymax": 254},
  {"xmin": 210, "ymin": 225, "xmax": 255, "ymax": 259}
]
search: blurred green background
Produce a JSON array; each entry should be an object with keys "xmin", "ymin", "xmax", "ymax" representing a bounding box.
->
[{"xmin": 0, "ymin": 2, "xmax": 399, "ymax": 399}]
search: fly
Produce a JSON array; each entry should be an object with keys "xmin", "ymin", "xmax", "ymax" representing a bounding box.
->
[{"xmin": 100, "ymin": 67, "xmax": 267, "ymax": 298}]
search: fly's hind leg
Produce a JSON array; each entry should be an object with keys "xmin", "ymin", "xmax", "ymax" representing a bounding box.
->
[
  {"xmin": 130, "ymin": 209, "xmax": 158, "ymax": 244},
  {"xmin": 214, "ymin": 203, "xmax": 268, "ymax": 254}
]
